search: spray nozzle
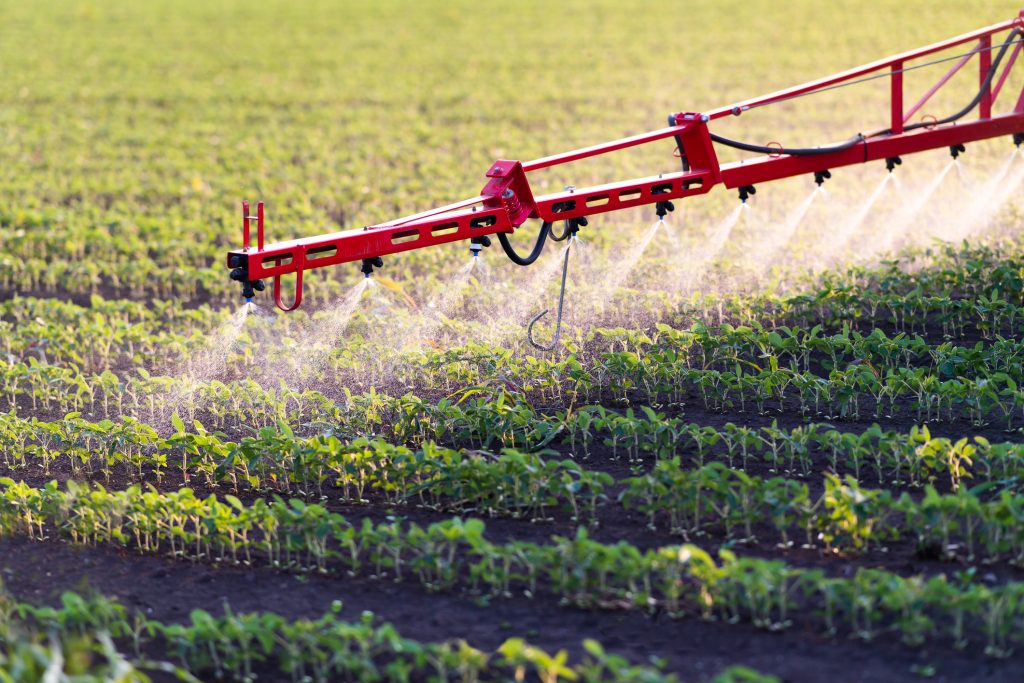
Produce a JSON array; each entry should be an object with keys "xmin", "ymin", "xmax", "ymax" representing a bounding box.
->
[
  {"xmin": 814, "ymin": 170, "xmax": 831, "ymax": 186},
  {"xmin": 738, "ymin": 185, "xmax": 756, "ymax": 203},
  {"xmin": 240, "ymin": 279, "xmax": 265, "ymax": 299},
  {"xmin": 1014, "ymin": 133, "xmax": 1024, "ymax": 148},
  {"xmin": 885, "ymin": 156, "xmax": 902, "ymax": 173},
  {"xmin": 469, "ymin": 235, "xmax": 492, "ymax": 256},
  {"xmin": 228, "ymin": 254, "xmax": 265, "ymax": 300},
  {"xmin": 949, "ymin": 143, "xmax": 966, "ymax": 160},
  {"xmin": 361, "ymin": 256, "xmax": 384, "ymax": 277},
  {"xmin": 655, "ymin": 200, "xmax": 675, "ymax": 219}
]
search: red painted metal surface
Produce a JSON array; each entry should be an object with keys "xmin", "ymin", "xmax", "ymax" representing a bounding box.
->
[
  {"xmin": 227, "ymin": 11, "xmax": 1024, "ymax": 311},
  {"xmin": 891, "ymin": 63, "xmax": 904, "ymax": 135},
  {"xmin": 993, "ymin": 39, "xmax": 1023, "ymax": 104},
  {"xmin": 981, "ymin": 35, "xmax": 994, "ymax": 120}
]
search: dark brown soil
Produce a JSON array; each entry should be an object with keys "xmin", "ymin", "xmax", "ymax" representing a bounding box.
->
[{"xmin": 3, "ymin": 537, "xmax": 1023, "ymax": 683}]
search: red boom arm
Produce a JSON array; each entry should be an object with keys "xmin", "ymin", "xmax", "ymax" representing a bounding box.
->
[{"xmin": 227, "ymin": 11, "xmax": 1024, "ymax": 311}]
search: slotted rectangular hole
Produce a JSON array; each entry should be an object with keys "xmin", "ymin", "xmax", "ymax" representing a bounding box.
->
[
  {"xmin": 618, "ymin": 189, "xmax": 643, "ymax": 202},
  {"xmin": 431, "ymin": 222, "xmax": 459, "ymax": 237},
  {"xmin": 651, "ymin": 183, "xmax": 673, "ymax": 195},
  {"xmin": 470, "ymin": 215, "xmax": 497, "ymax": 229},
  {"xmin": 307, "ymin": 245, "xmax": 337, "ymax": 260},
  {"xmin": 263, "ymin": 253, "xmax": 292, "ymax": 267},
  {"xmin": 586, "ymin": 194, "xmax": 610, "ymax": 207},
  {"xmin": 551, "ymin": 199, "xmax": 577, "ymax": 214},
  {"xmin": 391, "ymin": 229, "xmax": 420, "ymax": 245},
  {"xmin": 683, "ymin": 178, "xmax": 705, "ymax": 189}
]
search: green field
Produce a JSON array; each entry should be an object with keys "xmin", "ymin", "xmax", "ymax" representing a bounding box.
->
[{"xmin": 3, "ymin": 1, "xmax": 1024, "ymax": 681}]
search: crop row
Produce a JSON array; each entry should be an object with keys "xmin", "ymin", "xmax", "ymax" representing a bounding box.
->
[
  {"xmin": 4, "ymin": 589, "xmax": 727, "ymax": 683},
  {"xmin": 2, "ymin": 479, "xmax": 1024, "ymax": 656},
  {"xmin": 669, "ymin": 322, "xmax": 1024, "ymax": 379},
  {"xmin": 364, "ymin": 320, "xmax": 1024, "ymax": 403},
  {"xmin": 570, "ymin": 408, "xmax": 1008, "ymax": 490},
  {"xmin": 623, "ymin": 460, "xmax": 1024, "ymax": 562},
  {"xmin": 6, "ymin": 408, "xmax": 1024, "ymax": 519},
  {"xmin": 3, "ymin": 236, "xmax": 1019, "ymax": 344},
  {"xmin": 5, "ymin": 401, "xmax": 1024, "ymax": 499},
  {"xmin": 7, "ymin": 291, "xmax": 1024, "ymax": 433},
  {"xmin": 0, "ymin": 294, "xmax": 224, "ymax": 372},
  {"xmin": 9, "ymin": 307, "xmax": 1024, "ymax": 415},
  {"xmin": 7, "ymin": 414, "xmax": 1024, "ymax": 563},
  {"xmin": 710, "ymin": 242, "xmax": 1024, "ymax": 334},
  {"xmin": 2, "ymin": 350, "xmax": 1024, "ymax": 493}
]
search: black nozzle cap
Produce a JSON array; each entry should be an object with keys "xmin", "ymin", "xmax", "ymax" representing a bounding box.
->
[
  {"xmin": 471, "ymin": 235, "xmax": 492, "ymax": 248},
  {"xmin": 814, "ymin": 170, "xmax": 831, "ymax": 186},
  {"xmin": 361, "ymin": 257, "xmax": 383, "ymax": 276},
  {"xmin": 230, "ymin": 267, "xmax": 247, "ymax": 282},
  {"xmin": 228, "ymin": 254, "xmax": 246, "ymax": 268},
  {"xmin": 655, "ymin": 200, "xmax": 675, "ymax": 217},
  {"xmin": 885, "ymin": 156, "xmax": 902, "ymax": 172},
  {"xmin": 1014, "ymin": 132, "xmax": 1024, "ymax": 147},
  {"xmin": 252, "ymin": 279, "xmax": 265, "ymax": 292},
  {"xmin": 950, "ymin": 143, "xmax": 966, "ymax": 159},
  {"xmin": 738, "ymin": 185, "xmax": 756, "ymax": 202}
]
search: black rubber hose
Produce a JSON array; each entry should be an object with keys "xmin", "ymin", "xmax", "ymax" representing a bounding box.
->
[
  {"xmin": 710, "ymin": 132, "xmax": 866, "ymax": 156},
  {"xmin": 549, "ymin": 220, "xmax": 572, "ymax": 242},
  {"xmin": 498, "ymin": 221, "xmax": 551, "ymax": 266}
]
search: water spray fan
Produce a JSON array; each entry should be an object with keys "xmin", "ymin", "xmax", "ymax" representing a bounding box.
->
[{"xmin": 226, "ymin": 11, "xmax": 1024, "ymax": 348}]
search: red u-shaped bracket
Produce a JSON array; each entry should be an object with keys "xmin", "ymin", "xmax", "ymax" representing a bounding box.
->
[{"xmin": 273, "ymin": 266, "xmax": 304, "ymax": 311}]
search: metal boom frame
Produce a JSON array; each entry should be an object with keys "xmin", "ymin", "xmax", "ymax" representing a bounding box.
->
[{"xmin": 227, "ymin": 11, "xmax": 1024, "ymax": 312}]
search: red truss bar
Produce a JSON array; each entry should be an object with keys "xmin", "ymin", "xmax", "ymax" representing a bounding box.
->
[
  {"xmin": 228, "ymin": 11, "xmax": 1024, "ymax": 311},
  {"xmin": 993, "ymin": 38, "xmax": 1024, "ymax": 104},
  {"xmin": 904, "ymin": 45, "xmax": 977, "ymax": 124}
]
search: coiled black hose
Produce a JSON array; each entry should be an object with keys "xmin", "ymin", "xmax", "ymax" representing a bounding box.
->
[
  {"xmin": 498, "ymin": 221, "xmax": 552, "ymax": 265},
  {"xmin": 549, "ymin": 220, "xmax": 572, "ymax": 242}
]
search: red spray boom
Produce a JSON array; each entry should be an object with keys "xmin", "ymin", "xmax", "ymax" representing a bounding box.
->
[{"xmin": 228, "ymin": 11, "xmax": 1024, "ymax": 317}]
